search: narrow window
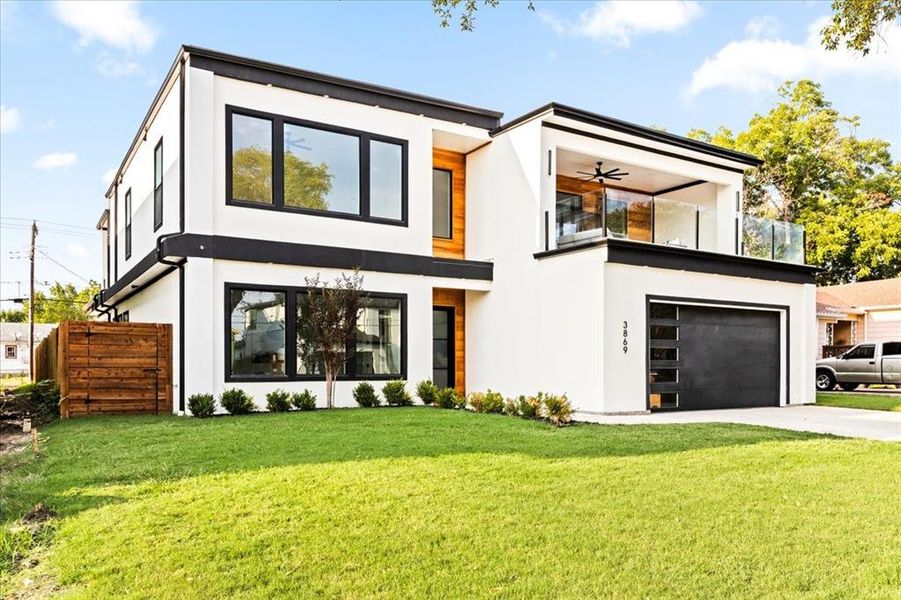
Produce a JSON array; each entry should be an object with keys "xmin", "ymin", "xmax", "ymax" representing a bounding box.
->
[
  {"xmin": 355, "ymin": 296, "xmax": 403, "ymax": 376},
  {"xmin": 229, "ymin": 289, "xmax": 286, "ymax": 377},
  {"xmin": 649, "ymin": 325, "xmax": 678, "ymax": 341},
  {"xmin": 650, "ymin": 347, "xmax": 678, "ymax": 361},
  {"xmin": 370, "ymin": 140, "xmax": 403, "ymax": 220},
  {"xmin": 650, "ymin": 304, "xmax": 678, "ymax": 320},
  {"xmin": 230, "ymin": 113, "xmax": 273, "ymax": 204},
  {"xmin": 5, "ymin": 345, "xmax": 16, "ymax": 359},
  {"xmin": 432, "ymin": 169, "xmax": 452, "ymax": 238},
  {"xmin": 649, "ymin": 368, "xmax": 678, "ymax": 384},
  {"xmin": 153, "ymin": 139, "xmax": 163, "ymax": 230},
  {"xmin": 284, "ymin": 123, "xmax": 359, "ymax": 214},
  {"xmin": 124, "ymin": 188, "xmax": 132, "ymax": 259}
]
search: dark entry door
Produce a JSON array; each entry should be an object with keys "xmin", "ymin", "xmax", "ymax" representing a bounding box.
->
[
  {"xmin": 648, "ymin": 303, "xmax": 780, "ymax": 411},
  {"xmin": 433, "ymin": 307, "xmax": 454, "ymax": 389}
]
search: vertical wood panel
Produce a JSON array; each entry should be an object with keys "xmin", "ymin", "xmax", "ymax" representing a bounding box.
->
[
  {"xmin": 433, "ymin": 288, "xmax": 465, "ymax": 394},
  {"xmin": 432, "ymin": 148, "xmax": 466, "ymax": 259}
]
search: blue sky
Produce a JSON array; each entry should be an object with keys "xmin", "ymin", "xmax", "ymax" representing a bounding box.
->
[{"xmin": 1, "ymin": 0, "xmax": 899, "ymax": 309}]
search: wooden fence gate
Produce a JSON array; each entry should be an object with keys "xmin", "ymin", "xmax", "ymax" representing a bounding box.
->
[{"xmin": 35, "ymin": 321, "xmax": 172, "ymax": 418}]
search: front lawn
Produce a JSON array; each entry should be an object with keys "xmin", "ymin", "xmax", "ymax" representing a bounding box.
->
[
  {"xmin": 2, "ymin": 409, "xmax": 900, "ymax": 598},
  {"xmin": 816, "ymin": 391, "xmax": 901, "ymax": 412}
]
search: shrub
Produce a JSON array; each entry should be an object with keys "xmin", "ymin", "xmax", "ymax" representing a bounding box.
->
[
  {"xmin": 265, "ymin": 389, "xmax": 291, "ymax": 413},
  {"xmin": 353, "ymin": 382, "xmax": 380, "ymax": 408},
  {"xmin": 434, "ymin": 387, "xmax": 462, "ymax": 409},
  {"xmin": 542, "ymin": 392, "xmax": 573, "ymax": 426},
  {"xmin": 383, "ymin": 380, "xmax": 413, "ymax": 406},
  {"xmin": 471, "ymin": 390, "xmax": 504, "ymax": 414},
  {"xmin": 415, "ymin": 379, "xmax": 437, "ymax": 405},
  {"xmin": 219, "ymin": 388, "xmax": 254, "ymax": 415},
  {"xmin": 503, "ymin": 397, "xmax": 519, "ymax": 416},
  {"xmin": 291, "ymin": 389, "xmax": 317, "ymax": 411},
  {"xmin": 187, "ymin": 393, "xmax": 215, "ymax": 418},
  {"xmin": 6, "ymin": 380, "xmax": 60, "ymax": 425},
  {"xmin": 516, "ymin": 395, "xmax": 542, "ymax": 420}
]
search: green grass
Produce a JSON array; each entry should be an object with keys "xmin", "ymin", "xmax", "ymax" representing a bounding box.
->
[
  {"xmin": 817, "ymin": 391, "xmax": 901, "ymax": 412},
  {"xmin": 2, "ymin": 409, "xmax": 900, "ymax": 598}
]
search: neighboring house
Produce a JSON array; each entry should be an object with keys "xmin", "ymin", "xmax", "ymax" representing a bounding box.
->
[
  {"xmin": 816, "ymin": 278, "xmax": 901, "ymax": 358},
  {"xmin": 0, "ymin": 323, "xmax": 56, "ymax": 375},
  {"xmin": 91, "ymin": 45, "xmax": 818, "ymax": 415}
]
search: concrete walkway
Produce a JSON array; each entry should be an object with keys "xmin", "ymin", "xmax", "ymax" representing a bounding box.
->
[{"xmin": 575, "ymin": 405, "xmax": 901, "ymax": 442}]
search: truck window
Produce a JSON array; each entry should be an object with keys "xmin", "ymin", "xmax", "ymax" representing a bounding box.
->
[
  {"xmin": 843, "ymin": 344, "xmax": 875, "ymax": 359},
  {"xmin": 883, "ymin": 342, "xmax": 901, "ymax": 356}
]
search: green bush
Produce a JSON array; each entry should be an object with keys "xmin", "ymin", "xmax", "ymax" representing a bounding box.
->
[
  {"xmin": 265, "ymin": 389, "xmax": 291, "ymax": 413},
  {"xmin": 291, "ymin": 389, "xmax": 317, "ymax": 411},
  {"xmin": 382, "ymin": 380, "xmax": 413, "ymax": 406},
  {"xmin": 7, "ymin": 380, "xmax": 60, "ymax": 425},
  {"xmin": 353, "ymin": 382, "xmax": 380, "ymax": 408},
  {"xmin": 503, "ymin": 397, "xmax": 519, "ymax": 416},
  {"xmin": 220, "ymin": 388, "xmax": 254, "ymax": 415},
  {"xmin": 469, "ymin": 389, "xmax": 504, "ymax": 414},
  {"xmin": 415, "ymin": 379, "xmax": 437, "ymax": 405},
  {"xmin": 542, "ymin": 393, "xmax": 573, "ymax": 426},
  {"xmin": 435, "ymin": 387, "xmax": 465, "ymax": 409},
  {"xmin": 187, "ymin": 393, "xmax": 215, "ymax": 418},
  {"xmin": 517, "ymin": 394, "xmax": 543, "ymax": 420}
]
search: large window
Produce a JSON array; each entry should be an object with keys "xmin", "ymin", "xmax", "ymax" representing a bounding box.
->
[
  {"xmin": 124, "ymin": 188, "xmax": 132, "ymax": 259},
  {"xmin": 432, "ymin": 168, "xmax": 452, "ymax": 238},
  {"xmin": 153, "ymin": 138, "xmax": 163, "ymax": 230},
  {"xmin": 227, "ymin": 106, "xmax": 407, "ymax": 225},
  {"xmin": 229, "ymin": 289, "xmax": 287, "ymax": 378},
  {"xmin": 227, "ymin": 283, "xmax": 406, "ymax": 382}
]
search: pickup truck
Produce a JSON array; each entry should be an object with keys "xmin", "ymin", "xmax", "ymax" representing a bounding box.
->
[{"xmin": 815, "ymin": 341, "xmax": 901, "ymax": 391}]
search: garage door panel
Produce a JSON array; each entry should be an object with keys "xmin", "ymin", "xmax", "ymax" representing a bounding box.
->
[{"xmin": 649, "ymin": 303, "xmax": 780, "ymax": 411}]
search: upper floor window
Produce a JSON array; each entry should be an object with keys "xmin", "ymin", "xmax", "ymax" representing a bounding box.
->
[
  {"xmin": 153, "ymin": 139, "xmax": 163, "ymax": 230},
  {"xmin": 226, "ymin": 106, "xmax": 407, "ymax": 225},
  {"xmin": 5, "ymin": 345, "xmax": 16, "ymax": 359},
  {"xmin": 432, "ymin": 168, "xmax": 452, "ymax": 238},
  {"xmin": 124, "ymin": 188, "xmax": 132, "ymax": 259}
]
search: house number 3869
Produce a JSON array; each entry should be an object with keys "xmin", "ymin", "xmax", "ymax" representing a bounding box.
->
[{"xmin": 622, "ymin": 321, "xmax": 629, "ymax": 354}]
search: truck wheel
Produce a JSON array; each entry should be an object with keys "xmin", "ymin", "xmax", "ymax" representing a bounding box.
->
[
  {"xmin": 816, "ymin": 370, "xmax": 835, "ymax": 392},
  {"xmin": 839, "ymin": 383, "xmax": 859, "ymax": 392}
]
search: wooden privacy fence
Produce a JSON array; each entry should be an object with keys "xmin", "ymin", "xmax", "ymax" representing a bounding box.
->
[{"xmin": 35, "ymin": 321, "xmax": 172, "ymax": 418}]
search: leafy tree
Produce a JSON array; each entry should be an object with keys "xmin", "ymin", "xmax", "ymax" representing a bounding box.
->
[
  {"xmin": 0, "ymin": 308, "xmax": 26, "ymax": 322},
  {"xmin": 300, "ymin": 271, "xmax": 364, "ymax": 409},
  {"xmin": 20, "ymin": 281, "xmax": 100, "ymax": 323},
  {"xmin": 821, "ymin": 0, "xmax": 901, "ymax": 55},
  {"xmin": 232, "ymin": 147, "xmax": 332, "ymax": 209},
  {"xmin": 432, "ymin": 0, "xmax": 532, "ymax": 31},
  {"xmin": 688, "ymin": 80, "xmax": 900, "ymax": 284}
]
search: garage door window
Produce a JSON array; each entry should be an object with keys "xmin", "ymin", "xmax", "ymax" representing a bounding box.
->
[
  {"xmin": 650, "ymin": 347, "xmax": 678, "ymax": 361},
  {"xmin": 650, "ymin": 325, "xmax": 678, "ymax": 340},
  {"xmin": 650, "ymin": 368, "xmax": 678, "ymax": 383}
]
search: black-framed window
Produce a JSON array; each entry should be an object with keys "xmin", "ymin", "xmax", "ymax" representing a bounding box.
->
[
  {"xmin": 5, "ymin": 345, "xmax": 16, "ymax": 359},
  {"xmin": 432, "ymin": 168, "xmax": 452, "ymax": 238},
  {"xmin": 124, "ymin": 188, "xmax": 132, "ymax": 259},
  {"xmin": 153, "ymin": 138, "xmax": 163, "ymax": 231},
  {"xmin": 226, "ymin": 105, "xmax": 408, "ymax": 225},
  {"xmin": 225, "ymin": 282, "xmax": 407, "ymax": 382}
]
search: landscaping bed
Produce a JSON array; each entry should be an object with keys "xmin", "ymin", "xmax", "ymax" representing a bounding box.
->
[{"xmin": 2, "ymin": 409, "xmax": 900, "ymax": 598}]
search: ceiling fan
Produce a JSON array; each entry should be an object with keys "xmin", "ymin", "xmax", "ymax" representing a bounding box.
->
[{"xmin": 577, "ymin": 161, "xmax": 629, "ymax": 182}]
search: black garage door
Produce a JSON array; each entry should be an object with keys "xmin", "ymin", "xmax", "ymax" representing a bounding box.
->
[{"xmin": 648, "ymin": 302, "xmax": 780, "ymax": 411}]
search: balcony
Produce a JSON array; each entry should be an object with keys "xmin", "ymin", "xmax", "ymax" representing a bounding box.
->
[{"xmin": 742, "ymin": 215, "xmax": 806, "ymax": 264}]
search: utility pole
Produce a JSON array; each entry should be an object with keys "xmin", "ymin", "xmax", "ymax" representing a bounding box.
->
[{"xmin": 29, "ymin": 221, "xmax": 38, "ymax": 381}]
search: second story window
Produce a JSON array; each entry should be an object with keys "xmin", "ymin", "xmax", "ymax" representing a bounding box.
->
[
  {"xmin": 227, "ymin": 106, "xmax": 407, "ymax": 225},
  {"xmin": 153, "ymin": 139, "xmax": 163, "ymax": 230},
  {"xmin": 432, "ymin": 168, "xmax": 452, "ymax": 238},
  {"xmin": 125, "ymin": 188, "xmax": 132, "ymax": 259}
]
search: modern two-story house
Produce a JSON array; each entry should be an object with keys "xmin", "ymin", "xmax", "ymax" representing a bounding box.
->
[{"xmin": 93, "ymin": 45, "xmax": 818, "ymax": 414}]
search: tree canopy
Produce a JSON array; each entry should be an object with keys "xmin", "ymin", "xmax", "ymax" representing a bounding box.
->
[
  {"xmin": 1, "ymin": 281, "xmax": 101, "ymax": 323},
  {"xmin": 688, "ymin": 80, "xmax": 900, "ymax": 285},
  {"xmin": 821, "ymin": 0, "xmax": 901, "ymax": 55}
]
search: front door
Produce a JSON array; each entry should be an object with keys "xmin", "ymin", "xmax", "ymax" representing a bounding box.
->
[
  {"xmin": 433, "ymin": 307, "xmax": 454, "ymax": 389},
  {"xmin": 834, "ymin": 343, "xmax": 879, "ymax": 383}
]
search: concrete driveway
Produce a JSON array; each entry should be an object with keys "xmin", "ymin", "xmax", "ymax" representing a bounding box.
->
[{"xmin": 575, "ymin": 405, "xmax": 901, "ymax": 442}]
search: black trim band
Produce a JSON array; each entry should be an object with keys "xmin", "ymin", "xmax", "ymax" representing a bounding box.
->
[{"xmin": 534, "ymin": 238, "xmax": 817, "ymax": 284}]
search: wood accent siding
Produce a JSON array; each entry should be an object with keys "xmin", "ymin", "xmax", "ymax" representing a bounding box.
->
[
  {"xmin": 433, "ymin": 148, "xmax": 466, "ymax": 259},
  {"xmin": 433, "ymin": 288, "xmax": 465, "ymax": 394},
  {"xmin": 35, "ymin": 321, "xmax": 172, "ymax": 418}
]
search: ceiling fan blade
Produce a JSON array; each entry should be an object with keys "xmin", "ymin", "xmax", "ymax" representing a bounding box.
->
[
  {"xmin": 576, "ymin": 170, "xmax": 595, "ymax": 176},
  {"xmin": 605, "ymin": 175, "xmax": 624, "ymax": 181}
]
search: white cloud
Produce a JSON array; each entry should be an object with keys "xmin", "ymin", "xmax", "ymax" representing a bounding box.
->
[
  {"xmin": 67, "ymin": 243, "xmax": 88, "ymax": 258},
  {"xmin": 95, "ymin": 53, "xmax": 144, "ymax": 78},
  {"xmin": 543, "ymin": 0, "xmax": 702, "ymax": 47},
  {"xmin": 34, "ymin": 152, "xmax": 78, "ymax": 170},
  {"xmin": 745, "ymin": 15, "xmax": 780, "ymax": 39},
  {"xmin": 685, "ymin": 16, "xmax": 901, "ymax": 98},
  {"xmin": 102, "ymin": 168, "xmax": 117, "ymax": 186},
  {"xmin": 50, "ymin": 1, "xmax": 157, "ymax": 53},
  {"xmin": 1, "ymin": 105, "xmax": 22, "ymax": 133}
]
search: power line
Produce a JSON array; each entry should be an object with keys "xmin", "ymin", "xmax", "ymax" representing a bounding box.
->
[
  {"xmin": 0, "ymin": 217, "xmax": 95, "ymax": 232},
  {"xmin": 35, "ymin": 249, "xmax": 92, "ymax": 283},
  {"xmin": 0, "ymin": 224, "xmax": 96, "ymax": 239}
]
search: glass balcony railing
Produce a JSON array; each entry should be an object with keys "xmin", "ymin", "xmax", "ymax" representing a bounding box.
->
[{"xmin": 742, "ymin": 215, "xmax": 806, "ymax": 264}]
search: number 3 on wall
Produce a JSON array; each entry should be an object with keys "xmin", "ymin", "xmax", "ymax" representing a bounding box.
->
[{"xmin": 622, "ymin": 320, "xmax": 628, "ymax": 354}]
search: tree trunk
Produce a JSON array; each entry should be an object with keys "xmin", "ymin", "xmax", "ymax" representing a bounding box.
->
[{"xmin": 325, "ymin": 368, "xmax": 334, "ymax": 409}]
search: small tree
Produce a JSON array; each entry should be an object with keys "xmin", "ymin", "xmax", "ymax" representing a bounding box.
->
[{"xmin": 302, "ymin": 271, "xmax": 364, "ymax": 409}]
